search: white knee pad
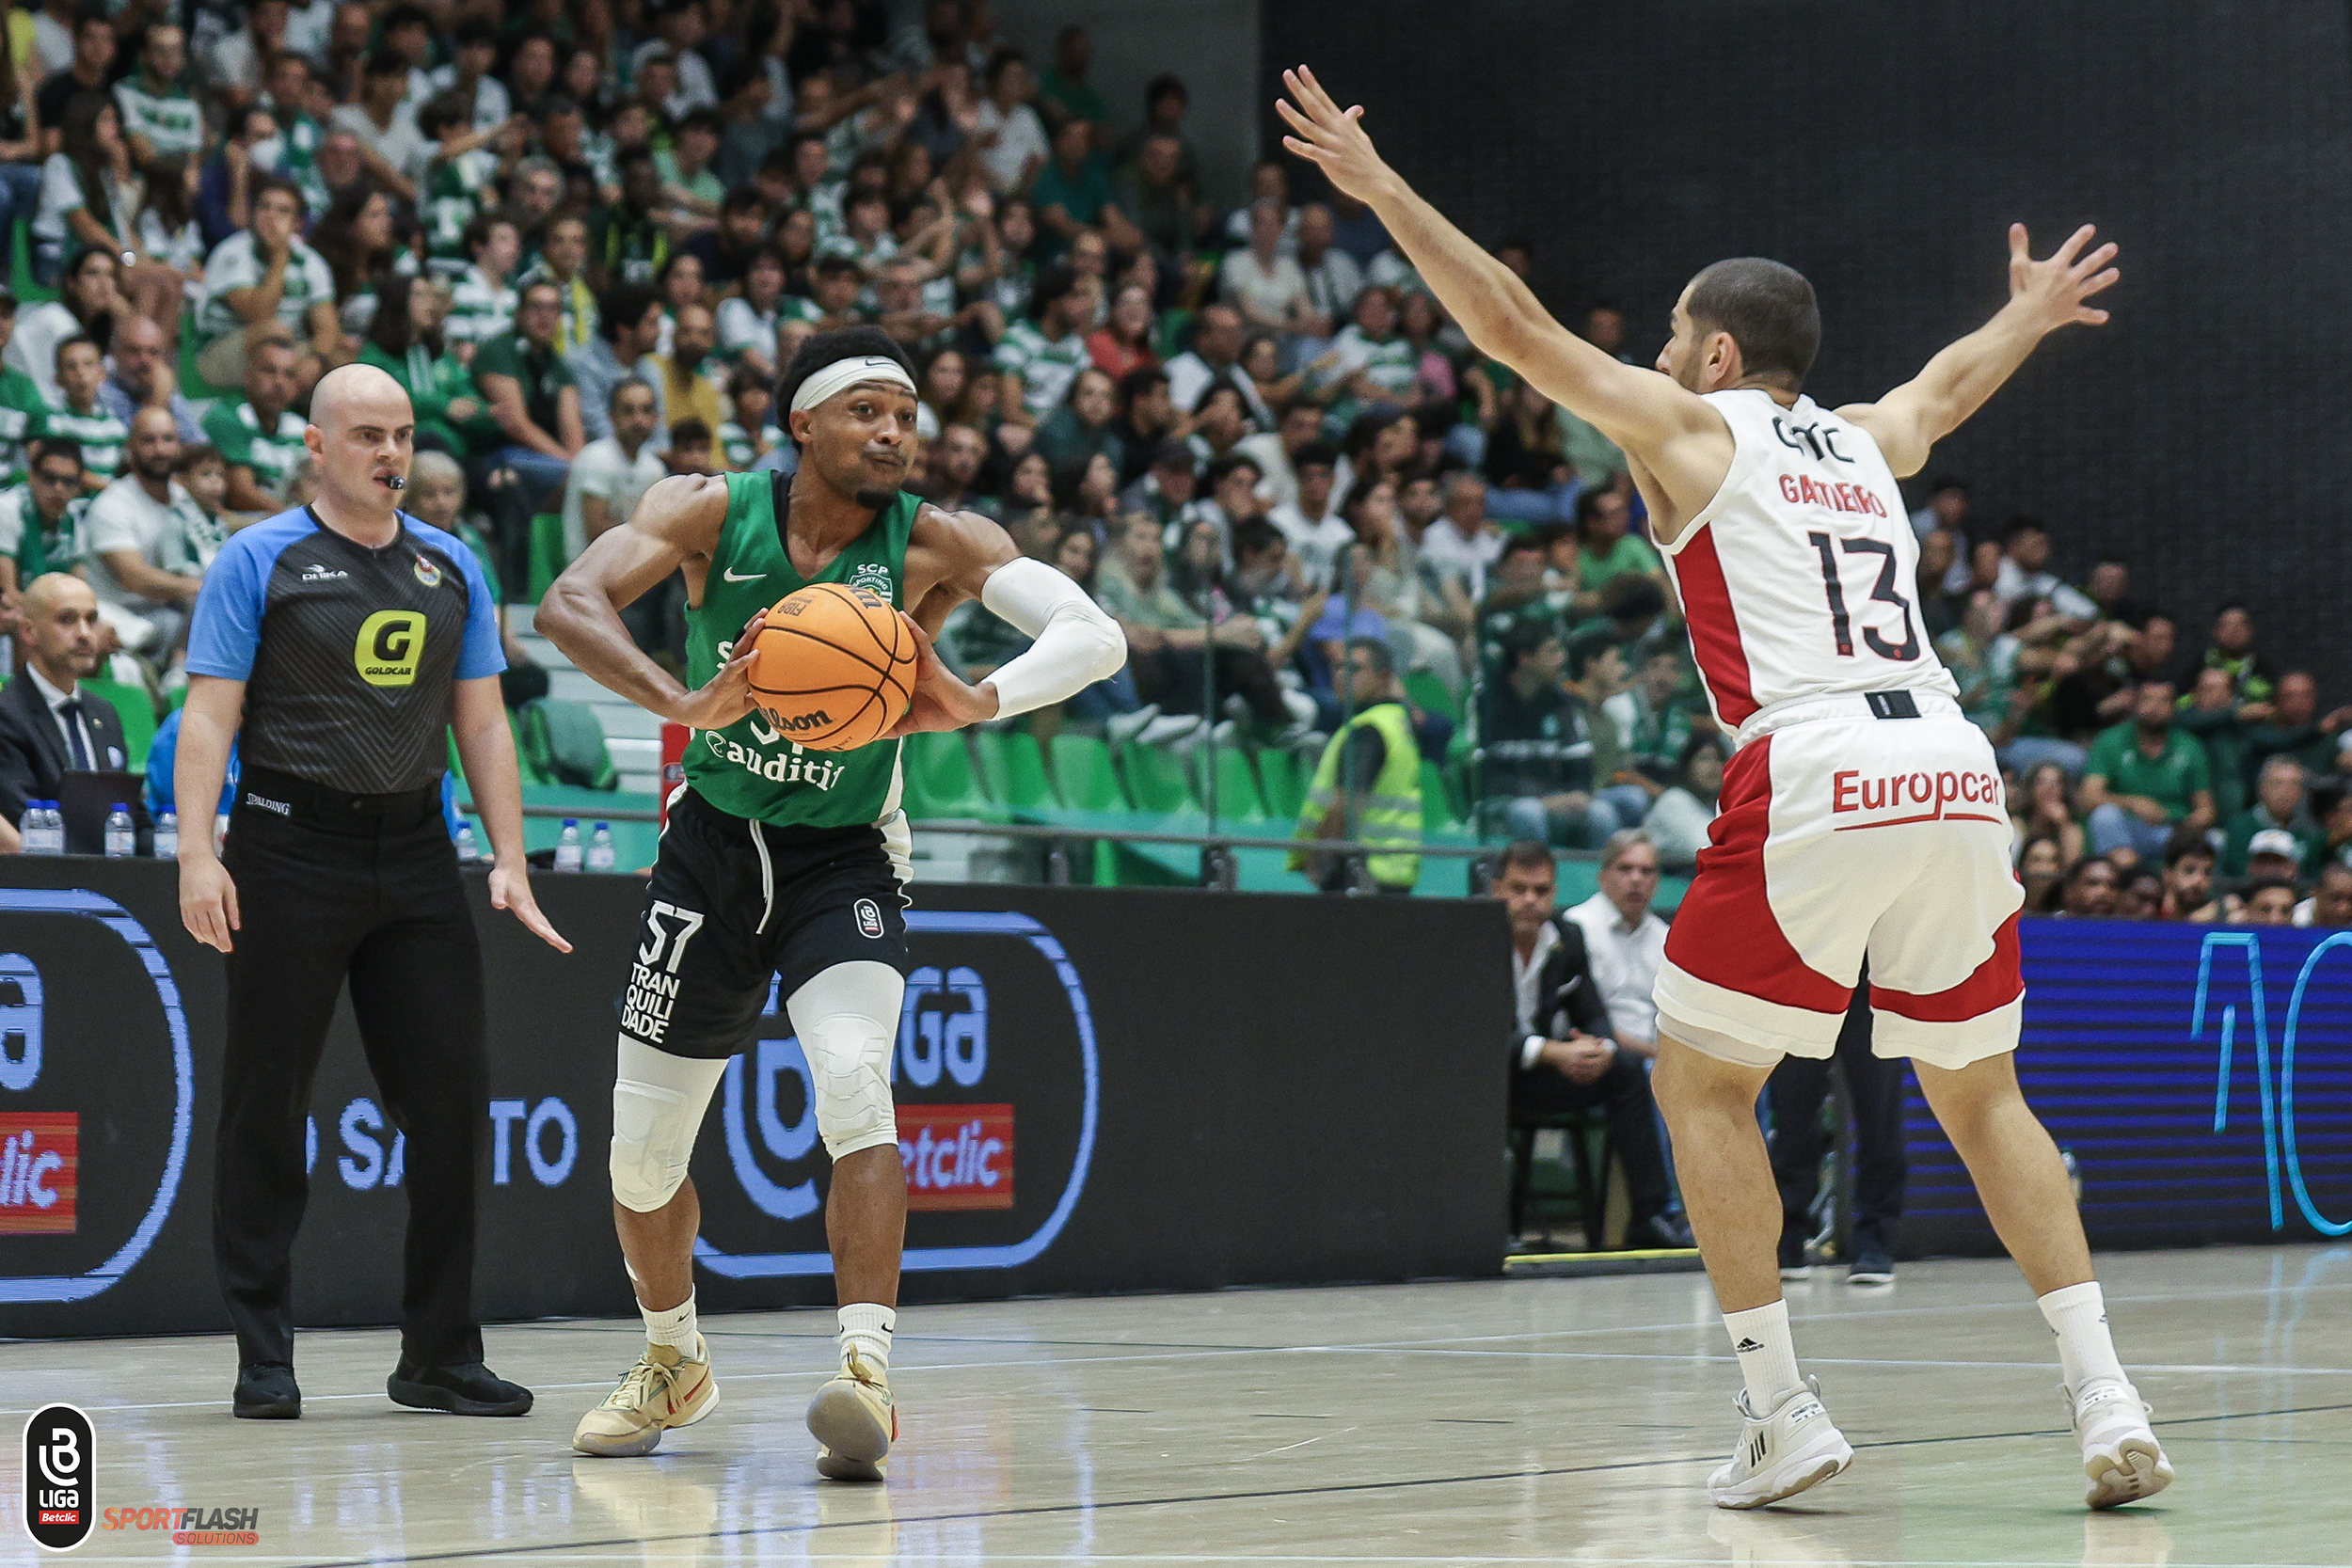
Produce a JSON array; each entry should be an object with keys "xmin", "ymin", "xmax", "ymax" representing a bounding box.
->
[
  {"xmin": 609, "ymin": 1037, "xmax": 729, "ymax": 1212},
  {"xmin": 787, "ymin": 960, "xmax": 904, "ymax": 1162}
]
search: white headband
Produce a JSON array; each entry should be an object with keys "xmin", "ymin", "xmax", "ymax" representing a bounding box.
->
[{"xmin": 789, "ymin": 355, "xmax": 917, "ymax": 416}]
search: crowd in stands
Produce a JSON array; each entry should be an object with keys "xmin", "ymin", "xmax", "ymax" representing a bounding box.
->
[{"xmin": 0, "ymin": 0, "xmax": 2338, "ymax": 919}]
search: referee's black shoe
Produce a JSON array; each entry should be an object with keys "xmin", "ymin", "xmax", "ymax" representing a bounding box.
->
[
  {"xmin": 233, "ymin": 1363, "xmax": 302, "ymax": 1419},
  {"xmin": 388, "ymin": 1357, "xmax": 535, "ymax": 1417}
]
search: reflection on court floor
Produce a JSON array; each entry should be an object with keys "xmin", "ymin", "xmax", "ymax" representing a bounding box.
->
[{"xmin": 1, "ymin": 1244, "xmax": 2343, "ymax": 1564}]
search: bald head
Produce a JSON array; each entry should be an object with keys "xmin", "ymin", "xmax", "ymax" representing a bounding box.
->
[
  {"xmin": 23, "ymin": 571, "xmax": 95, "ymax": 620},
  {"xmin": 21, "ymin": 572, "xmax": 101, "ymax": 687},
  {"xmin": 304, "ymin": 363, "xmax": 416, "ymax": 521}
]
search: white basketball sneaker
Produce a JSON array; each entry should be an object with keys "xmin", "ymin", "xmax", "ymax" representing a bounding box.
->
[
  {"xmin": 2068, "ymin": 1378, "xmax": 2174, "ymax": 1509},
  {"xmin": 1708, "ymin": 1377, "xmax": 1854, "ymax": 1509},
  {"xmin": 807, "ymin": 1348, "xmax": 897, "ymax": 1482}
]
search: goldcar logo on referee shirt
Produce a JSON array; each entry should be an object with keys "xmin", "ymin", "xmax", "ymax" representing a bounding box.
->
[{"xmin": 355, "ymin": 610, "xmax": 425, "ymax": 687}]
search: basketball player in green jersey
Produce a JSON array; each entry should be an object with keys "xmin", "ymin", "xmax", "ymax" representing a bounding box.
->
[{"xmin": 535, "ymin": 327, "xmax": 1125, "ymax": 1478}]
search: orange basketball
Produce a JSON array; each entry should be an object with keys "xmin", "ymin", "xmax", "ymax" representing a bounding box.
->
[{"xmin": 747, "ymin": 582, "xmax": 916, "ymax": 752}]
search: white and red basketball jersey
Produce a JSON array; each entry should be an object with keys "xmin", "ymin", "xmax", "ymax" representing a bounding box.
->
[{"xmin": 1656, "ymin": 388, "xmax": 1958, "ymax": 733}]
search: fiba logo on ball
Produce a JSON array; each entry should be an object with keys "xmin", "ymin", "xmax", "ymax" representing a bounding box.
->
[{"xmin": 24, "ymin": 1402, "xmax": 93, "ymax": 1551}]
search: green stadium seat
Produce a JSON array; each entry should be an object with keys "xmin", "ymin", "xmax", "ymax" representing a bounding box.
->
[
  {"xmin": 1403, "ymin": 668, "xmax": 1460, "ymax": 722},
  {"xmin": 972, "ymin": 728, "xmax": 1057, "ymax": 811},
  {"xmin": 899, "ymin": 730, "xmax": 989, "ymax": 817},
  {"xmin": 516, "ymin": 699, "xmax": 617, "ymax": 789},
  {"xmin": 526, "ymin": 513, "xmax": 567, "ymax": 603},
  {"xmin": 1193, "ymin": 745, "xmax": 1268, "ymax": 821},
  {"xmin": 1257, "ymin": 747, "xmax": 1308, "ymax": 820},
  {"xmin": 1420, "ymin": 759, "xmax": 1464, "ymax": 830},
  {"xmin": 1047, "ymin": 734, "xmax": 1122, "ymax": 810},
  {"xmin": 1118, "ymin": 739, "xmax": 1193, "ymax": 814},
  {"xmin": 80, "ymin": 677, "xmax": 157, "ymax": 771}
]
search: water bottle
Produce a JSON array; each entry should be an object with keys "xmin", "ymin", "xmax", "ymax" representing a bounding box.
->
[
  {"xmin": 21, "ymin": 801, "xmax": 51, "ymax": 855},
  {"xmin": 553, "ymin": 818, "xmax": 583, "ymax": 872},
  {"xmin": 36, "ymin": 802, "xmax": 60, "ymax": 855},
  {"xmin": 453, "ymin": 822, "xmax": 480, "ymax": 863},
  {"xmin": 2059, "ymin": 1146, "xmax": 2083, "ymax": 1206},
  {"xmin": 103, "ymin": 803, "xmax": 135, "ymax": 858},
  {"xmin": 587, "ymin": 822, "xmax": 615, "ymax": 873},
  {"xmin": 152, "ymin": 809, "xmax": 179, "ymax": 860}
]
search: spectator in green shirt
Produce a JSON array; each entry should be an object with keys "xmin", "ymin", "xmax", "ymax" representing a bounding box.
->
[
  {"xmin": 2082, "ymin": 679, "xmax": 2217, "ymax": 861},
  {"xmin": 1566, "ymin": 485, "xmax": 1664, "ymax": 616},
  {"xmin": 358, "ymin": 274, "xmax": 503, "ymax": 460},
  {"xmin": 2219, "ymin": 756, "xmax": 2327, "ymax": 878},
  {"xmin": 1035, "ymin": 25, "xmax": 1109, "ymax": 139},
  {"xmin": 473, "ymin": 279, "xmax": 584, "ymax": 588},
  {"xmin": 1030, "ymin": 118, "xmax": 1139, "ymax": 263}
]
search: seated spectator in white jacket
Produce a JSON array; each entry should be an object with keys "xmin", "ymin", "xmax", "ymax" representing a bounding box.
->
[{"xmin": 1645, "ymin": 735, "xmax": 1725, "ymax": 870}]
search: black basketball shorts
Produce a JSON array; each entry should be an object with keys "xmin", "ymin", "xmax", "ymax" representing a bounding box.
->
[{"xmin": 616, "ymin": 787, "xmax": 911, "ymax": 1060}]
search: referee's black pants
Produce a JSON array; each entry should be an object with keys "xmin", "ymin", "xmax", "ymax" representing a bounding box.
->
[
  {"xmin": 1768, "ymin": 988, "xmax": 1910, "ymax": 1259},
  {"xmin": 214, "ymin": 768, "xmax": 488, "ymax": 1370}
]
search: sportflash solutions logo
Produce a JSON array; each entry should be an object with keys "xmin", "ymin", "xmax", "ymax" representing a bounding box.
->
[{"xmin": 100, "ymin": 1504, "xmax": 262, "ymax": 1547}]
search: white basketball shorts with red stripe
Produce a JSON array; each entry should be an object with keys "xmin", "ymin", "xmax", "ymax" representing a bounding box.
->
[{"xmin": 1653, "ymin": 698, "xmax": 2026, "ymax": 1071}]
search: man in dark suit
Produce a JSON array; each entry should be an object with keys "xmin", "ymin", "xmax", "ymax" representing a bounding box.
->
[
  {"xmin": 0, "ymin": 572, "xmax": 127, "ymax": 849},
  {"xmin": 1498, "ymin": 839, "xmax": 1690, "ymax": 1248}
]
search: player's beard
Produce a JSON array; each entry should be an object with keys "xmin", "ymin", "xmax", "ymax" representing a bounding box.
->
[{"xmin": 852, "ymin": 482, "xmax": 901, "ymax": 511}]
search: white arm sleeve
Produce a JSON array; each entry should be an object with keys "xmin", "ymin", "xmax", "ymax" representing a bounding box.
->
[{"xmin": 977, "ymin": 556, "xmax": 1128, "ymax": 718}]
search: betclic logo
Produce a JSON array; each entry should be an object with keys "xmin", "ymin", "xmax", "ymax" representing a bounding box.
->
[
  {"xmin": 0, "ymin": 891, "xmax": 194, "ymax": 1307},
  {"xmin": 24, "ymin": 1403, "xmax": 92, "ymax": 1551},
  {"xmin": 700, "ymin": 911, "xmax": 1098, "ymax": 1279}
]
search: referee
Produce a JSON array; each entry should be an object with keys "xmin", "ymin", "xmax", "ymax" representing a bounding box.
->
[{"xmin": 176, "ymin": 363, "xmax": 569, "ymax": 1421}]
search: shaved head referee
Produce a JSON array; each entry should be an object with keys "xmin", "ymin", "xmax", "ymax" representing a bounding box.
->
[{"xmin": 176, "ymin": 362, "xmax": 570, "ymax": 1420}]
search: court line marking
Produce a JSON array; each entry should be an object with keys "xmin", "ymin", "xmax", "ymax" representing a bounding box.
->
[{"xmin": 248, "ymin": 1399, "xmax": 2352, "ymax": 1568}]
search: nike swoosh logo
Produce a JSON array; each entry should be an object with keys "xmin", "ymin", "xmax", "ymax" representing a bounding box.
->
[{"xmin": 722, "ymin": 568, "xmax": 766, "ymax": 582}]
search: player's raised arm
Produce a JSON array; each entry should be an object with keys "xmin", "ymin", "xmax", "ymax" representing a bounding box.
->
[
  {"xmin": 1840, "ymin": 223, "xmax": 2120, "ymax": 478},
  {"xmin": 1275, "ymin": 67, "xmax": 1712, "ymax": 463},
  {"xmin": 535, "ymin": 473, "xmax": 761, "ymax": 730}
]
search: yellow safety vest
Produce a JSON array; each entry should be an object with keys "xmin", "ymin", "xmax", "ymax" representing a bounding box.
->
[{"xmin": 1294, "ymin": 701, "xmax": 1422, "ymax": 890}]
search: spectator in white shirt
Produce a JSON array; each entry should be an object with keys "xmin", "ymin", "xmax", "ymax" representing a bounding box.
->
[
  {"xmin": 1418, "ymin": 471, "xmax": 1508, "ymax": 600},
  {"xmin": 1295, "ymin": 202, "xmax": 1364, "ymax": 329},
  {"xmin": 1236, "ymin": 401, "xmax": 1324, "ymax": 513},
  {"xmin": 1267, "ymin": 442, "xmax": 1352, "ymax": 590},
  {"xmin": 79, "ymin": 406, "xmax": 206, "ymax": 659},
  {"xmin": 561, "ymin": 378, "xmax": 667, "ymax": 562},
  {"xmin": 1992, "ymin": 516, "xmax": 2097, "ymax": 621},
  {"xmin": 632, "ymin": 0, "xmax": 718, "ymax": 117},
  {"xmin": 327, "ymin": 52, "xmax": 425, "ymax": 201},
  {"xmin": 1566, "ymin": 830, "xmax": 1671, "ymax": 1059},
  {"xmin": 971, "ymin": 48, "xmax": 1048, "ymax": 197},
  {"xmin": 1164, "ymin": 303, "xmax": 1270, "ymax": 430},
  {"xmin": 1218, "ymin": 198, "xmax": 1313, "ymax": 338}
]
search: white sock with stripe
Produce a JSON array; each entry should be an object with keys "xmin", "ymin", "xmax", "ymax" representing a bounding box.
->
[
  {"xmin": 2039, "ymin": 1281, "xmax": 2127, "ymax": 1391},
  {"xmin": 1724, "ymin": 1299, "xmax": 1804, "ymax": 1410}
]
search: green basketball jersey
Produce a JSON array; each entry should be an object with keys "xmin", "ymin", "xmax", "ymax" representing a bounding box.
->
[{"xmin": 685, "ymin": 470, "xmax": 920, "ymax": 829}]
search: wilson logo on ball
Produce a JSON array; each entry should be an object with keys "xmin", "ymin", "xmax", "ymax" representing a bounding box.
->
[{"xmin": 746, "ymin": 582, "xmax": 917, "ymax": 752}]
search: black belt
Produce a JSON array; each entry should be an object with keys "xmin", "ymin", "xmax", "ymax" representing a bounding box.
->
[{"xmin": 238, "ymin": 765, "xmax": 443, "ymax": 825}]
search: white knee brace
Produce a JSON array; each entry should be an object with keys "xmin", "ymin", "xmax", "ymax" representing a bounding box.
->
[
  {"xmin": 609, "ymin": 1037, "xmax": 729, "ymax": 1212},
  {"xmin": 787, "ymin": 960, "xmax": 904, "ymax": 1162}
]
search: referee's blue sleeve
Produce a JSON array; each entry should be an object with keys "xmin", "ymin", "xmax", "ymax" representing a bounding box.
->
[
  {"xmin": 185, "ymin": 531, "xmax": 273, "ymax": 679},
  {"xmin": 453, "ymin": 533, "xmax": 506, "ymax": 680}
]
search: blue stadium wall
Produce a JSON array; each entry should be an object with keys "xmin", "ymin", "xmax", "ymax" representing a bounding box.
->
[{"xmin": 1260, "ymin": 0, "xmax": 2352, "ymax": 689}]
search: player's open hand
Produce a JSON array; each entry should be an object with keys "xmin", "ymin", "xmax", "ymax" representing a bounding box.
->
[
  {"xmin": 1276, "ymin": 66, "xmax": 1393, "ymax": 205},
  {"xmin": 885, "ymin": 611, "xmax": 996, "ymax": 738},
  {"xmin": 670, "ymin": 610, "xmax": 764, "ymax": 731},
  {"xmin": 2008, "ymin": 223, "xmax": 2120, "ymax": 335}
]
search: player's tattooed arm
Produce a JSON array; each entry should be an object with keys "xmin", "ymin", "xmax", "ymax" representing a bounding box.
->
[
  {"xmin": 535, "ymin": 474, "xmax": 759, "ymax": 729},
  {"xmin": 1841, "ymin": 224, "xmax": 2119, "ymax": 478}
]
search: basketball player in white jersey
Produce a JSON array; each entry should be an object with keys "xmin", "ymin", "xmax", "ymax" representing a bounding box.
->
[{"xmin": 1279, "ymin": 68, "xmax": 2170, "ymax": 1512}]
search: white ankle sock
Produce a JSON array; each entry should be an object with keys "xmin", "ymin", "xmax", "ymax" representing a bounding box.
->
[
  {"xmin": 640, "ymin": 1291, "xmax": 698, "ymax": 1354},
  {"xmin": 2039, "ymin": 1281, "xmax": 2127, "ymax": 1391},
  {"xmin": 838, "ymin": 1303, "xmax": 895, "ymax": 1370},
  {"xmin": 1724, "ymin": 1299, "xmax": 1804, "ymax": 1410}
]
